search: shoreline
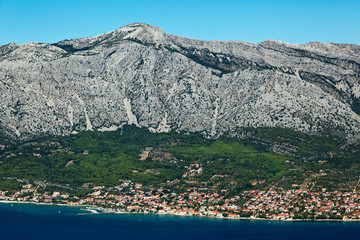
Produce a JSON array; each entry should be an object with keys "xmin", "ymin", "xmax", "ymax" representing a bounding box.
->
[
  {"xmin": 0, "ymin": 200, "xmax": 91, "ymax": 207},
  {"xmin": 1, "ymin": 200, "xmax": 360, "ymax": 222}
]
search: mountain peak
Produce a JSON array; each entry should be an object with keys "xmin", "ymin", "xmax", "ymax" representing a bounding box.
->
[
  {"xmin": 120, "ymin": 22, "xmax": 163, "ymax": 32},
  {"xmin": 115, "ymin": 22, "xmax": 168, "ymax": 45},
  {"xmin": 53, "ymin": 23, "xmax": 168, "ymax": 52}
]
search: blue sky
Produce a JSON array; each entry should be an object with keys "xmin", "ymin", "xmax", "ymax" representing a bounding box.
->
[{"xmin": 0, "ymin": 0, "xmax": 359, "ymax": 46}]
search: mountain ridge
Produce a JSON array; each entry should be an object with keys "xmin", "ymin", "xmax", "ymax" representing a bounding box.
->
[{"xmin": 0, "ymin": 23, "xmax": 359, "ymax": 148}]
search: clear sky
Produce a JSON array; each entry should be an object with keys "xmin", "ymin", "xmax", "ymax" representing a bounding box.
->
[{"xmin": 0, "ymin": 0, "xmax": 359, "ymax": 46}]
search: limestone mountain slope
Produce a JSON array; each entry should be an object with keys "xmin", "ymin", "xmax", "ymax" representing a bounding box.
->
[{"xmin": 0, "ymin": 23, "xmax": 359, "ymax": 146}]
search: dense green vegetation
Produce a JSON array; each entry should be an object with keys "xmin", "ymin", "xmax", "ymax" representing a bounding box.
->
[
  {"xmin": 239, "ymin": 127, "xmax": 358, "ymax": 165},
  {"xmin": 0, "ymin": 179, "xmax": 22, "ymax": 191},
  {"xmin": 0, "ymin": 125, "xmax": 359, "ymax": 194}
]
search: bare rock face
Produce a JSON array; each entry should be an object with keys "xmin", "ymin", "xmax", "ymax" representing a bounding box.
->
[{"xmin": 0, "ymin": 23, "xmax": 359, "ymax": 145}]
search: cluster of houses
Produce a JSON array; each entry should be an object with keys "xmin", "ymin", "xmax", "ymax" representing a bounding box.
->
[
  {"xmin": 241, "ymin": 189, "xmax": 360, "ymax": 220},
  {"xmin": 0, "ymin": 184, "xmax": 70, "ymax": 203},
  {"xmin": 2, "ymin": 181, "xmax": 360, "ymax": 221}
]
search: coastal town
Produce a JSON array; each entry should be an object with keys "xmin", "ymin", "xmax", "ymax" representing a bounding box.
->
[{"xmin": 2, "ymin": 180, "xmax": 360, "ymax": 221}]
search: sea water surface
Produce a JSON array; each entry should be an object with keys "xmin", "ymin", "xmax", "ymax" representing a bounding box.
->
[{"xmin": 1, "ymin": 202, "xmax": 359, "ymax": 240}]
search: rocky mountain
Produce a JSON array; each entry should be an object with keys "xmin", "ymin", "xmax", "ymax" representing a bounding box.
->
[{"xmin": 0, "ymin": 23, "xmax": 360, "ymax": 147}]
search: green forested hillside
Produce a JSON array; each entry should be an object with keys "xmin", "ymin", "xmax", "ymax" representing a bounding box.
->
[{"xmin": 1, "ymin": 126, "xmax": 359, "ymax": 194}]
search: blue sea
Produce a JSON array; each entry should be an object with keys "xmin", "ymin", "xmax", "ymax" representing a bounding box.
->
[{"xmin": 1, "ymin": 202, "xmax": 360, "ymax": 240}]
